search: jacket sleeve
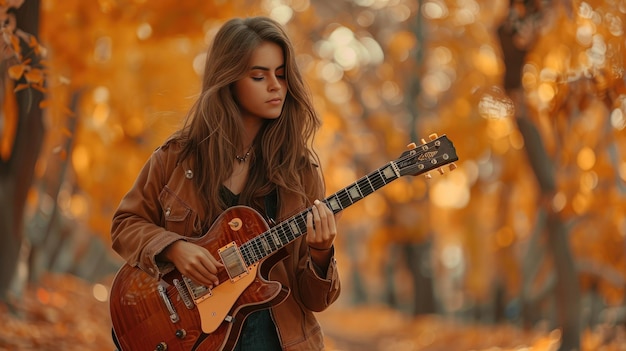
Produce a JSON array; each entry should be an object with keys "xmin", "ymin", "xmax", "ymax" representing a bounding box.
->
[
  {"xmin": 110, "ymin": 146, "xmax": 185, "ymax": 279},
  {"xmin": 296, "ymin": 243, "xmax": 341, "ymax": 312},
  {"xmin": 294, "ymin": 163, "xmax": 341, "ymax": 312}
]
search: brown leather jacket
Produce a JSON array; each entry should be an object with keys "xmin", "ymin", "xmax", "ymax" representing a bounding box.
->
[{"xmin": 111, "ymin": 139, "xmax": 341, "ymax": 350}]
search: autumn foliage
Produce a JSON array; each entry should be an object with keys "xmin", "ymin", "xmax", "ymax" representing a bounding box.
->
[{"xmin": 0, "ymin": 0, "xmax": 625, "ymax": 350}]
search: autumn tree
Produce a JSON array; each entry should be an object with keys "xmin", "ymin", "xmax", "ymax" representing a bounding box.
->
[
  {"xmin": 496, "ymin": 0, "xmax": 626, "ymax": 350},
  {"xmin": 3, "ymin": 2, "xmax": 625, "ymax": 350},
  {"xmin": 291, "ymin": 0, "xmax": 442, "ymax": 315},
  {"xmin": 0, "ymin": 0, "xmax": 45, "ymax": 302},
  {"xmin": 0, "ymin": 0, "xmax": 244, "ymax": 301},
  {"xmin": 498, "ymin": 1, "xmax": 582, "ymax": 349}
]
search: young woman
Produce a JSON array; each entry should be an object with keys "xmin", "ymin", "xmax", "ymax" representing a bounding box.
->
[{"xmin": 111, "ymin": 16, "xmax": 341, "ymax": 350}]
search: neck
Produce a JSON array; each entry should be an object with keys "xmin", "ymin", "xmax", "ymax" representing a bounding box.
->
[{"xmin": 240, "ymin": 116, "xmax": 264, "ymax": 146}]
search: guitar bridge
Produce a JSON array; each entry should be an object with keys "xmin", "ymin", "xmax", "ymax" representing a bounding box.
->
[
  {"xmin": 173, "ymin": 278, "xmax": 195, "ymax": 309},
  {"xmin": 218, "ymin": 242, "xmax": 249, "ymax": 282}
]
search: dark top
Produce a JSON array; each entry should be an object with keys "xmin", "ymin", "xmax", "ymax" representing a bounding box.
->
[{"xmin": 221, "ymin": 186, "xmax": 282, "ymax": 351}]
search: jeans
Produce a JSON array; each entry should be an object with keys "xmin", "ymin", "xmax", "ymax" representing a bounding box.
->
[{"xmin": 232, "ymin": 309, "xmax": 281, "ymax": 350}]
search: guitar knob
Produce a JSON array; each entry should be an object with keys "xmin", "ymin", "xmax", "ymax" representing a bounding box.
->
[
  {"xmin": 407, "ymin": 142, "xmax": 417, "ymax": 149},
  {"xmin": 155, "ymin": 342, "xmax": 168, "ymax": 351},
  {"xmin": 449, "ymin": 163, "xmax": 457, "ymax": 171},
  {"xmin": 175, "ymin": 329, "xmax": 187, "ymax": 339},
  {"xmin": 429, "ymin": 133, "xmax": 438, "ymax": 140}
]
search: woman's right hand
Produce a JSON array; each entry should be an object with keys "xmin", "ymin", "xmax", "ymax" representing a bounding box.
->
[{"xmin": 160, "ymin": 240, "xmax": 224, "ymax": 287}]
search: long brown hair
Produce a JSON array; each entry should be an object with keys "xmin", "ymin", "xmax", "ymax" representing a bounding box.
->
[{"xmin": 176, "ymin": 16, "xmax": 321, "ymax": 223}]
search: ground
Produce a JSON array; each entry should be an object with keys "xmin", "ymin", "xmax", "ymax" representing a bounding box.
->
[{"xmin": 0, "ymin": 274, "xmax": 624, "ymax": 351}]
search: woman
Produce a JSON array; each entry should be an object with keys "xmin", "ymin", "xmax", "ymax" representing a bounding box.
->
[{"xmin": 111, "ymin": 16, "xmax": 341, "ymax": 350}]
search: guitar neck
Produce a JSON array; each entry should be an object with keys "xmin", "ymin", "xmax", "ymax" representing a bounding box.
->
[
  {"xmin": 239, "ymin": 134, "xmax": 458, "ymax": 267},
  {"xmin": 239, "ymin": 162, "xmax": 400, "ymax": 266}
]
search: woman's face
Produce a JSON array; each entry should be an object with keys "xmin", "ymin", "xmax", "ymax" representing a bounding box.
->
[{"xmin": 234, "ymin": 41, "xmax": 287, "ymax": 122}]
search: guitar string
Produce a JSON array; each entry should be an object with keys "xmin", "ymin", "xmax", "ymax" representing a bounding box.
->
[
  {"xmin": 242, "ymin": 170, "xmax": 398, "ymax": 263},
  {"xmin": 239, "ymin": 139, "xmax": 450, "ymax": 263},
  {"xmin": 241, "ymin": 167, "xmax": 392, "ymax": 263}
]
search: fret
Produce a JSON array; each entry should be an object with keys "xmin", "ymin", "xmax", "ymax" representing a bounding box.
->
[
  {"xmin": 297, "ymin": 212, "xmax": 308, "ymax": 234},
  {"xmin": 241, "ymin": 245, "xmax": 252, "ymax": 266},
  {"xmin": 253, "ymin": 239, "xmax": 264, "ymax": 260},
  {"xmin": 347, "ymin": 184, "xmax": 363, "ymax": 201},
  {"xmin": 277, "ymin": 222, "xmax": 289, "ymax": 242},
  {"xmin": 249, "ymin": 239, "xmax": 260, "ymax": 262},
  {"xmin": 260, "ymin": 236, "xmax": 271, "ymax": 254},
  {"xmin": 275, "ymin": 223, "xmax": 288, "ymax": 245},
  {"xmin": 269, "ymin": 228, "xmax": 282, "ymax": 249},
  {"xmin": 257, "ymin": 237, "xmax": 268, "ymax": 257},
  {"xmin": 357, "ymin": 176, "xmax": 374, "ymax": 196},
  {"xmin": 373, "ymin": 169, "xmax": 387, "ymax": 190},
  {"xmin": 365, "ymin": 172, "xmax": 378, "ymax": 193},
  {"xmin": 265, "ymin": 232, "xmax": 277, "ymax": 252},
  {"xmin": 380, "ymin": 164, "xmax": 398, "ymax": 182},
  {"xmin": 327, "ymin": 193, "xmax": 343, "ymax": 213},
  {"xmin": 268, "ymin": 229, "xmax": 278, "ymax": 248},
  {"xmin": 289, "ymin": 220, "xmax": 301, "ymax": 238},
  {"xmin": 337, "ymin": 188, "xmax": 352, "ymax": 208}
]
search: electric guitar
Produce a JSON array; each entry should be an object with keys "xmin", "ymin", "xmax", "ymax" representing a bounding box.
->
[{"xmin": 109, "ymin": 134, "xmax": 458, "ymax": 351}]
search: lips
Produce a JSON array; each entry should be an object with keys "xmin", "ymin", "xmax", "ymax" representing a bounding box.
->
[{"xmin": 266, "ymin": 98, "xmax": 283, "ymax": 104}]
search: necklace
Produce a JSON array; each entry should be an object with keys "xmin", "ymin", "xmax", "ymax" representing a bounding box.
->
[{"xmin": 235, "ymin": 145, "xmax": 253, "ymax": 163}]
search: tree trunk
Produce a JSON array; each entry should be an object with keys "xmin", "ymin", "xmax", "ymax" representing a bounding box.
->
[
  {"xmin": 0, "ymin": 0, "xmax": 43, "ymax": 302},
  {"xmin": 516, "ymin": 106, "xmax": 581, "ymax": 351},
  {"xmin": 545, "ymin": 208, "xmax": 581, "ymax": 350},
  {"xmin": 404, "ymin": 241, "xmax": 436, "ymax": 315},
  {"xmin": 498, "ymin": 3, "xmax": 581, "ymax": 348}
]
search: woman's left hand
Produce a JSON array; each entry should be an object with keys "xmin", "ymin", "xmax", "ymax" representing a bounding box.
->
[{"xmin": 306, "ymin": 199, "xmax": 338, "ymax": 251}]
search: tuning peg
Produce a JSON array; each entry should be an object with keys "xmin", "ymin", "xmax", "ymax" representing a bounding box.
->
[
  {"xmin": 421, "ymin": 138, "xmax": 427, "ymax": 144},
  {"xmin": 429, "ymin": 133, "xmax": 438, "ymax": 140},
  {"xmin": 407, "ymin": 142, "xmax": 417, "ymax": 149},
  {"xmin": 425, "ymin": 173, "xmax": 432, "ymax": 180},
  {"xmin": 449, "ymin": 163, "xmax": 457, "ymax": 171},
  {"xmin": 438, "ymin": 168, "xmax": 445, "ymax": 175}
]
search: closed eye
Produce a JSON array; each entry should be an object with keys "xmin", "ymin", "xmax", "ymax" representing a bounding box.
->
[{"xmin": 251, "ymin": 73, "xmax": 285, "ymax": 81}]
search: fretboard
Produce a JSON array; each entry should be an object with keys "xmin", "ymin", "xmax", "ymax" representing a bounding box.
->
[{"xmin": 239, "ymin": 161, "xmax": 401, "ymax": 266}]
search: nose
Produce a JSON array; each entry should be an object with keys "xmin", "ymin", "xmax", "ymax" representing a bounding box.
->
[{"xmin": 268, "ymin": 75, "xmax": 281, "ymax": 91}]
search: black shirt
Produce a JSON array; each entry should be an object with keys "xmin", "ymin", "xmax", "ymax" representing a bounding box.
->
[{"xmin": 221, "ymin": 186, "xmax": 282, "ymax": 351}]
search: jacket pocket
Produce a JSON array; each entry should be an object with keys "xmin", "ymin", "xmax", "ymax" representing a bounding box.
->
[{"xmin": 159, "ymin": 186, "xmax": 192, "ymax": 236}]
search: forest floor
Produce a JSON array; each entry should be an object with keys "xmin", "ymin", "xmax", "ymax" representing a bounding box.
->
[{"xmin": 0, "ymin": 273, "xmax": 624, "ymax": 351}]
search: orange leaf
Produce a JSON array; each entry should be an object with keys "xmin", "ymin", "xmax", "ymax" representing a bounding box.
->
[
  {"xmin": 28, "ymin": 36, "xmax": 44, "ymax": 56},
  {"xmin": 8, "ymin": 64, "xmax": 25, "ymax": 79},
  {"xmin": 28, "ymin": 35, "xmax": 38, "ymax": 48},
  {"xmin": 10, "ymin": 34, "xmax": 21, "ymax": 54},
  {"xmin": 13, "ymin": 83, "xmax": 29, "ymax": 92},
  {"xmin": 24, "ymin": 68, "xmax": 44, "ymax": 84}
]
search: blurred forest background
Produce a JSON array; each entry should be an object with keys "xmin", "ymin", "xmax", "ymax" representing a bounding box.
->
[{"xmin": 1, "ymin": 0, "xmax": 625, "ymax": 350}]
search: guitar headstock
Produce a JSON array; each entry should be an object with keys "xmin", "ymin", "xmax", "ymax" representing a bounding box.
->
[{"xmin": 395, "ymin": 133, "xmax": 458, "ymax": 178}]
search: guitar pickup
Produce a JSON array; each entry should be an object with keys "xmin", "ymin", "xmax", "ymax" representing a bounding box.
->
[{"xmin": 218, "ymin": 242, "xmax": 249, "ymax": 282}]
